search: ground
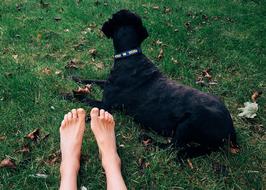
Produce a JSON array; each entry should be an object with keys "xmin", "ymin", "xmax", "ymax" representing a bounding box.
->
[{"xmin": 0, "ymin": 0, "xmax": 265, "ymax": 189}]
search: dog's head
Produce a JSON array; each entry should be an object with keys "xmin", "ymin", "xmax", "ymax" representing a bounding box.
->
[{"xmin": 102, "ymin": 9, "xmax": 148, "ymax": 44}]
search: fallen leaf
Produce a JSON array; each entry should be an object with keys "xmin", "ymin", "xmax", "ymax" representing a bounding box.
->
[
  {"xmin": 196, "ymin": 76, "xmax": 206, "ymax": 86},
  {"xmin": 12, "ymin": 54, "xmax": 18, "ymax": 61},
  {"xmin": 0, "ymin": 136, "xmax": 6, "ymax": 141},
  {"xmin": 202, "ymin": 69, "xmax": 212, "ymax": 81},
  {"xmin": 89, "ymin": 48, "xmax": 97, "ymax": 57},
  {"xmin": 25, "ymin": 128, "xmax": 40, "ymax": 141},
  {"xmin": 73, "ymin": 84, "xmax": 92, "ymax": 95},
  {"xmin": 138, "ymin": 158, "xmax": 150, "ymax": 170},
  {"xmin": 142, "ymin": 139, "xmax": 152, "ymax": 146},
  {"xmin": 251, "ymin": 91, "xmax": 262, "ymax": 102},
  {"xmin": 65, "ymin": 59, "xmax": 83, "ymax": 69},
  {"xmin": 0, "ymin": 158, "xmax": 16, "ymax": 168},
  {"xmin": 16, "ymin": 145, "xmax": 30, "ymax": 153},
  {"xmin": 229, "ymin": 146, "xmax": 240, "ymax": 154},
  {"xmin": 46, "ymin": 151, "xmax": 61, "ymax": 165},
  {"xmin": 41, "ymin": 67, "xmax": 51, "ymax": 75},
  {"xmin": 187, "ymin": 159, "xmax": 193, "ymax": 169},
  {"xmin": 157, "ymin": 48, "xmax": 164, "ymax": 60},
  {"xmin": 94, "ymin": 62, "xmax": 104, "ymax": 70}
]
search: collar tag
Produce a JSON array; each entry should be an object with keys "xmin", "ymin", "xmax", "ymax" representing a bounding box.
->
[{"xmin": 114, "ymin": 48, "xmax": 142, "ymax": 59}]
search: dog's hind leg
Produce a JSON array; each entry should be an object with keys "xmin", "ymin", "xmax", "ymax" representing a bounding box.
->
[{"xmin": 72, "ymin": 76, "xmax": 106, "ymax": 89}]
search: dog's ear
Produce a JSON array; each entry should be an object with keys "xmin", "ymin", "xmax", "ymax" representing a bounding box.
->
[
  {"xmin": 102, "ymin": 18, "xmax": 115, "ymax": 39},
  {"xmin": 102, "ymin": 9, "xmax": 149, "ymax": 42}
]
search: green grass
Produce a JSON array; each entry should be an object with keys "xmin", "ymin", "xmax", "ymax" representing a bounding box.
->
[{"xmin": 0, "ymin": 0, "xmax": 265, "ymax": 189}]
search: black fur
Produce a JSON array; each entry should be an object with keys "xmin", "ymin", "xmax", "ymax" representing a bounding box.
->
[{"xmin": 73, "ymin": 10, "xmax": 238, "ymax": 157}]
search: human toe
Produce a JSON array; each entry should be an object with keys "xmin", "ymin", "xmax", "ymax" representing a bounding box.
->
[
  {"xmin": 90, "ymin": 107, "xmax": 99, "ymax": 118},
  {"xmin": 77, "ymin": 108, "xmax": 86, "ymax": 120},
  {"xmin": 71, "ymin": 109, "xmax": 78, "ymax": 119}
]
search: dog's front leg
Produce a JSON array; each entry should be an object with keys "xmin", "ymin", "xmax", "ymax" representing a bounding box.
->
[{"xmin": 72, "ymin": 76, "xmax": 106, "ymax": 89}]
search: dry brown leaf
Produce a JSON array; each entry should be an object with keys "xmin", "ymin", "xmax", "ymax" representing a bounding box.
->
[
  {"xmin": 142, "ymin": 139, "xmax": 152, "ymax": 146},
  {"xmin": 95, "ymin": 62, "xmax": 104, "ymax": 70},
  {"xmin": 0, "ymin": 158, "xmax": 16, "ymax": 168},
  {"xmin": 89, "ymin": 48, "xmax": 97, "ymax": 57},
  {"xmin": 12, "ymin": 54, "xmax": 18, "ymax": 61},
  {"xmin": 157, "ymin": 48, "xmax": 164, "ymax": 60},
  {"xmin": 16, "ymin": 145, "xmax": 30, "ymax": 153},
  {"xmin": 187, "ymin": 159, "xmax": 193, "ymax": 169},
  {"xmin": 230, "ymin": 142, "xmax": 240, "ymax": 154},
  {"xmin": 65, "ymin": 59, "xmax": 83, "ymax": 69},
  {"xmin": 251, "ymin": 91, "xmax": 262, "ymax": 102},
  {"xmin": 73, "ymin": 84, "xmax": 92, "ymax": 95},
  {"xmin": 138, "ymin": 158, "xmax": 150, "ymax": 169},
  {"xmin": 25, "ymin": 128, "xmax": 40, "ymax": 141},
  {"xmin": 46, "ymin": 151, "xmax": 61, "ymax": 165},
  {"xmin": 202, "ymin": 69, "xmax": 212, "ymax": 81},
  {"xmin": 0, "ymin": 136, "xmax": 6, "ymax": 141},
  {"xmin": 196, "ymin": 76, "xmax": 205, "ymax": 86},
  {"xmin": 42, "ymin": 67, "xmax": 51, "ymax": 75}
]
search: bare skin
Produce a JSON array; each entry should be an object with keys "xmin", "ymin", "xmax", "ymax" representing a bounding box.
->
[
  {"xmin": 59, "ymin": 108, "xmax": 86, "ymax": 190},
  {"xmin": 90, "ymin": 108, "xmax": 127, "ymax": 190},
  {"xmin": 59, "ymin": 108, "xmax": 126, "ymax": 190}
]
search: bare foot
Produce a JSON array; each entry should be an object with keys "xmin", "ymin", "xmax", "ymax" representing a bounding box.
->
[
  {"xmin": 90, "ymin": 108, "xmax": 120, "ymax": 169},
  {"xmin": 60, "ymin": 108, "xmax": 86, "ymax": 172}
]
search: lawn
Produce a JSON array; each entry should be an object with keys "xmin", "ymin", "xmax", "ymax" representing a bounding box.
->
[{"xmin": 0, "ymin": 0, "xmax": 265, "ymax": 189}]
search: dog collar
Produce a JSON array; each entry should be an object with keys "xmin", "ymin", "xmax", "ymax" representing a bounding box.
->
[{"xmin": 114, "ymin": 48, "xmax": 142, "ymax": 59}]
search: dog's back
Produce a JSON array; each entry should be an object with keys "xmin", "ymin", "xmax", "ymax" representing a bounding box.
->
[{"xmin": 97, "ymin": 9, "xmax": 238, "ymax": 156}]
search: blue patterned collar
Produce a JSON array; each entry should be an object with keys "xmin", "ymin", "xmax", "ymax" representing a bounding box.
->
[{"xmin": 114, "ymin": 48, "xmax": 142, "ymax": 60}]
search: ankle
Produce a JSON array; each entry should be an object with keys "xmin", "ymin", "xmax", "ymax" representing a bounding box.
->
[
  {"xmin": 60, "ymin": 158, "xmax": 80, "ymax": 174},
  {"xmin": 102, "ymin": 153, "xmax": 121, "ymax": 171}
]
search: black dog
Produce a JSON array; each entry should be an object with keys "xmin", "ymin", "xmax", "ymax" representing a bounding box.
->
[{"xmin": 72, "ymin": 10, "xmax": 238, "ymax": 157}]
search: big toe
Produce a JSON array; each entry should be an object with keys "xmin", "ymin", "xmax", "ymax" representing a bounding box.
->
[
  {"xmin": 90, "ymin": 107, "xmax": 99, "ymax": 118},
  {"xmin": 77, "ymin": 108, "xmax": 86, "ymax": 120}
]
